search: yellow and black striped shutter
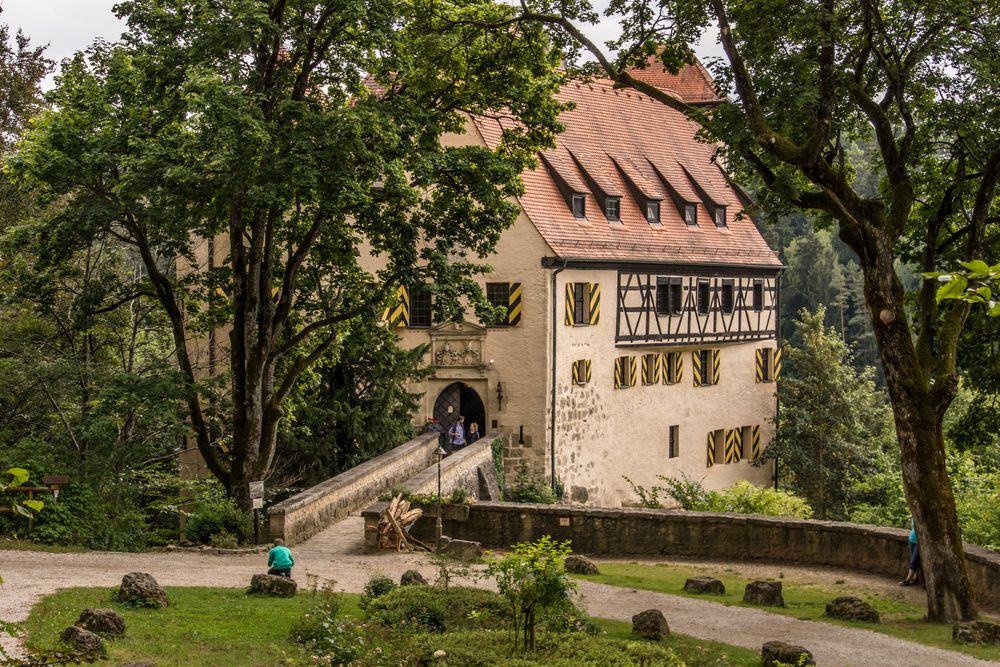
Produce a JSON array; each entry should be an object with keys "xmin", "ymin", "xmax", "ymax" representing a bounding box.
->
[
  {"xmin": 614, "ymin": 357, "xmax": 622, "ymax": 389},
  {"xmin": 564, "ymin": 283, "xmax": 575, "ymax": 326},
  {"xmin": 751, "ymin": 424, "xmax": 762, "ymax": 460},
  {"xmin": 583, "ymin": 359, "xmax": 591, "ymax": 383},
  {"xmin": 588, "ymin": 282, "xmax": 600, "ymax": 325},
  {"xmin": 711, "ymin": 349, "xmax": 721, "ymax": 384},
  {"xmin": 629, "ymin": 356, "xmax": 638, "ymax": 387},
  {"xmin": 706, "ymin": 432, "xmax": 715, "ymax": 467},
  {"xmin": 674, "ymin": 353, "xmax": 683, "ymax": 383},
  {"xmin": 724, "ymin": 429, "xmax": 738, "ymax": 464},
  {"xmin": 506, "ymin": 282, "xmax": 522, "ymax": 326},
  {"xmin": 774, "ymin": 347, "xmax": 782, "ymax": 381},
  {"xmin": 572, "ymin": 359, "xmax": 592, "ymax": 385},
  {"xmin": 692, "ymin": 351, "xmax": 703, "ymax": 387},
  {"xmin": 572, "ymin": 360, "xmax": 580, "ymax": 385},
  {"xmin": 755, "ymin": 349, "xmax": 764, "ymax": 383},
  {"xmin": 381, "ymin": 285, "xmax": 410, "ymax": 327}
]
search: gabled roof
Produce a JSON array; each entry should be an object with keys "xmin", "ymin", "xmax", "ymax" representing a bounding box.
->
[
  {"xmin": 626, "ymin": 58, "xmax": 723, "ymax": 105},
  {"xmin": 473, "ymin": 78, "xmax": 781, "ymax": 268}
]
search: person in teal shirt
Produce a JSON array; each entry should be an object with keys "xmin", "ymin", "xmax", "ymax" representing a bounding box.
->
[
  {"xmin": 267, "ymin": 538, "xmax": 294, "ymax": 578},
  {"xmin": 900, "ymin": 519, "xmax": 920, "ymax": 586}
]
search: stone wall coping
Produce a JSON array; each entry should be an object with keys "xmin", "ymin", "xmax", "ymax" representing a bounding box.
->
[
  {"xmin": 400, "ymin": 431, "xmax": 501, "ymax": 493},
  {"xmin": 269, "ymin": 432, "xmax": 439, "ymax": 516}
]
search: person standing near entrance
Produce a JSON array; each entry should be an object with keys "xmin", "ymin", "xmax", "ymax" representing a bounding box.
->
[
  {"xmin": 449, "ymin": 416, "xmax": 466, "ymax": 452},
  {"xmin": 467, "ymin": 422, "xmax": 481, "ymax": 445}
]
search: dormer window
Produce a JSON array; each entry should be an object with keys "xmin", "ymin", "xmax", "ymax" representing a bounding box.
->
[
  {"xmin": 714, "ymin": 206, "xmax": 727, "ymax": 227},
  {"xmin": 572, "ymin": 194, "xmax": 586, "ymax": 219},
  {"xmin": 646, "ymin": 200, "xmax": 661, "ymax": 224},
  {"xmin": 605, "ymin": 197, "xmax": 621, "ymax": 221},
  {"xmin": 684, "ymin": 204, "xmax": 697, "ymax": 226}
]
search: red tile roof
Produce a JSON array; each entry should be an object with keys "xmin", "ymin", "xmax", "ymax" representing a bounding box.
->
[
  {"xmin": 473, "ymin": 78, "xmax": 781, "ymax": 268},
  {"xmin": 627, "ymin": 58, "xmax": 722, "ymax": 105}
]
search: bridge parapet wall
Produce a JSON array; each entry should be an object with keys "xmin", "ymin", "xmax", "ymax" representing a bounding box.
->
[{"xmin": 268, "ymin": 432, "xmax": 440, "ymax": 545}]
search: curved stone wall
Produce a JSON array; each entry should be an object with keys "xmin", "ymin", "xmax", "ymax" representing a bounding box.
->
[{"xmin": 399, "ymin": 502, "xmax": 1000, "ymax": 609}]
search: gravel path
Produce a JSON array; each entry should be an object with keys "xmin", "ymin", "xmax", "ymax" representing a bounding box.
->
[{"xmin": 2, "ymin": 515, "xmax": 997, "ymax": 666}]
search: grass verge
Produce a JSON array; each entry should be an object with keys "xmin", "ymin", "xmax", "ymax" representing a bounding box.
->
[
  {"xmin": 574, "ymin": 562, "xmax": 1000, "ymax": 662},
  {"xmin": 21, "ymin": 585, "xmax": 758, "ymax": 667}
]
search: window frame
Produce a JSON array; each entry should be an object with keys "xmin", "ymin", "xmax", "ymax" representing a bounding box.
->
[
  {"xmin": 642, "ymin": 353, "xmax": 658, "ymax": 385},
  {"xmin": 698, "ymin": 349, "xmax": 715, "ymax": 386},
  {"xmin": 572, "ymin": 193, "xmax": 586, "ymax": 219},
  {"xmin": 668, "ymin": 425, "xmax": 679, "ymax": 459},
  {"xmin": 605, "ymin": 197, "xmax": 621, "ymax": 221},
  {"xmin": 761, "ymin": 348, "xmax": 774, "ymax": 382},
  {"xmin": 617, "ymin": 355, "xmax": 634, "ymax": 388},
  {"xmin": 721, "ymin": 279, "xmax": 735, "ymax": 314},
  {"xmin": 409, "ymin": 285, "xmax": 433, "ymax": 328},
  {"xmin": 664, "ymin": 351, "xmax": 680, "ymax": 384},
  {"xmin": 752, "ymin": 279, "xmax": 764, "ymax": 311},
  {"xmin": 646, "ymin": 200, "xmax": 661, "ymax": 224},
  {"xmin": 486, "ymin": 282, "xmax": 512, "ymax": 327},
  {"xmin": 572, "ymin": 282, "xmax": 588, "ymax": 326},
  {"xmin": 697, "ymin": 279, "xmax": 711, "ymax": 314},
  {"xmin": 684, "ymin": 203, "xmax": 697, "ymax": 226},
  {"xmin": 713, "ymin": 206, "xmax": 727, "ymax": 228}
]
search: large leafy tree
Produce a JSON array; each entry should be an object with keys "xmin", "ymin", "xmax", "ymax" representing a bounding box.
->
[
  {"xmin": 767, "ymin": 307, "xmax": 894, "ymax": 520},
  {"xmin": 474, "ymin": 0, "xmax": 1000, "ymax": 620},
  {"xmin": 11, "ymin": 0, "xmax": 565, "ymax": 509}
]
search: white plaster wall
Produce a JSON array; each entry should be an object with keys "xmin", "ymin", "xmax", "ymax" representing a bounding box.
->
[{"xmin": 553, "ymin": 267, "xmax": 776, "ymax": 507}]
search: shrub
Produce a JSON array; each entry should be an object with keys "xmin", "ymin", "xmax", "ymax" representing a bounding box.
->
[
  {"xmin": 209, "ymin": 529, "xmax": 239, "ymax": 549},
  {"xmin": 491, "ymin": 436, "xmax": 506, "ymax": 498},
  {"xmin": 624, "ymin": 474, "xmax": 813, "ymax": 519},
  {"xmin": 291, "ymin": 584, "xmax": 363, "ymax": 666},
  {"xmin": 507, "ymin": 463, "xmax": 556, "ymax": 504},
  {"xmin": 365, "ymin": 586, "xmax": 507, "ymax": 633},
  {"xmin": 183, "ymin": 497, "xmax": 252, "ymax": 545},
  {"xmin": 359, "ymin": 575, "xmax": 397, "ymax": 611}
]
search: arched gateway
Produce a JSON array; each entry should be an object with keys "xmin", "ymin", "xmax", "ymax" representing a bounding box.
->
[{"xmin": 433, "ymin": 382, "xmax": 486, "ymax": 446}]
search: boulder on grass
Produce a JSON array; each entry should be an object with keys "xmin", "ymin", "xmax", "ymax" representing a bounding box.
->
[
  {"xmin": 953, "ymin": 620, "xmax": 1000, "ymax": 645},
  {"xmin": 564, "ymin": 555, "xmax": 600, "ymax": 575},
  {"xmin": 400, "ymin": 570, "xmax": 428, "ymax": 586},
  {"xmin": 744, "ymin": 580, "xmax": 784, "ymax": 607},
  {"xmin": 115, "ymin": 572, "xmax": 169, "ymax": 608},
  {"xmin": 59, "ymin": 626, "xmax": 103, "ymax": 654},
  {"xmin": 440, "ymin": 538, "xmax": 482, "ymax": 561},
  {"xmin": 249, "ymin": 573, "xmax": 298, "ymax": 597},
  {"xmin": 76, "ymin": 608, "xmax": 126, "ymax": 636},
  {"xmin": 825, "ymin": 596, "xmax": 880, "ymax": 624},
  {"xmin": 631, "ymin": 609, "xmax": 670, "ymax": 640},
  {"xmin": 762, "ymin": 640, "xmax": 815, "ymax": 667},
  {"xmin": 684, "ymin": 576, "xmax": 725, "ymax": 595}
]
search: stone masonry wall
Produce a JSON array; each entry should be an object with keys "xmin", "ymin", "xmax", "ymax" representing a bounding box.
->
[
  {"xmin": 401, "ymin": 433, "xmax": 501, "ymax": 500},
  {"xmin": 385, "ymin": 502, "xmax": 1000, "ymax": 610},
  {"xmin": 268, "ymin": 432, "xmax": 440, "ymax": 545}
]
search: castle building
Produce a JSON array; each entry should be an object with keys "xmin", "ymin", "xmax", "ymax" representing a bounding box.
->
[{"xmin": 381, "ymin": 63, "xmax": 782, "ymax": 507}]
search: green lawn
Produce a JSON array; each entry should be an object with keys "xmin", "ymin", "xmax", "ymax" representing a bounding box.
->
[
  {"xmin": 23, "ymin": 586, "xmax": 362, "ymax": 667},
  {"xmin": 574, "ymin": 562, "xmax": 1000, "ymax": 663},
  {"xmin": 22, "ymin": 585, "xmax": 759, "ymax": 666},
  {"xmin": 594, "ymin": 618, "xmax": 760, "ymax": 666}
]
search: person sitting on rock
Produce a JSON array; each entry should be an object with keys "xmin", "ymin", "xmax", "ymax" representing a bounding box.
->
[{"xmin": 267, "ymin": 538, "xmax": 294, "ymax": 578}]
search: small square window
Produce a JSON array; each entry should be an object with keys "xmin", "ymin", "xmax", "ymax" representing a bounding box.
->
[
  {"xmin": 572, "ymin": 194, "xmax": 586, "ymax": 218},
  {"xmin": 646, "ymin": 200, "xmax": 660, "ymax": 224},
  {"xmin": 605, "ymin": 198, "xmax": 621, "ymax": 221},
  {"xmin": 721, "ymin": 280, "xmax": 734, "ymax": 314},
  {"xmin": 410, "ymin": 285, "xmax": 433, "ymax": 327},
  {"xmin": 684, "ymin": 204, "xmax": 697, "ymax": 226},
  {"xmin": 752, "ymin": 279, "xmax": 764, "ymax": 311},
  {"xmin": 668, "ymin": 425, "xmax": 679, "ymax": 458},
  {"xmin": 486, "ymin": 282, "xmax": 511, "ymax": 327},
  {"xmin": 656, "ymin": 277, "xmax": 683, "ymax": 315},
  {"xmin": 697, "ymin": 280, "xmax": 710, "ymax": 314},
  {"xmin": 714, "ymin": 206, "xmax": 727, "ymax": 227}
]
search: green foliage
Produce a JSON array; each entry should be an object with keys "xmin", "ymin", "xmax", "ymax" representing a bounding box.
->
[
  {"xmin": 183, "ymin": 494, "xmax": 252, "ymax": 546},
  {"xmin": 0, "ymin": 468, "xmax": 43, "ymax": 518},
  {"xmin": 767, "ymin": 307, "xmax": 895, "ymax": 519},
  {"xmin": 491, "ymin": 436, "xmax": 506, "ymax": 498},
  {"xmin": 506, "ymin": 463, "xmax": 557, "ymax": 504},
  {"xmin": 364, "ymin": 586, "xmax": 508, "ymax": 634},
  {"xmin": 359, "ymin": 575, "xmax": 397, "ymax": 611},
  {"xmin": 486, "ymin": 536, "xmax": 575, "ymax": 651},
  {"xmin": 926, "ymin": 262, "xmax": 1000, "ymax": 318},
  {"xmin": 290, "ymin": 579, "xmax": 364, "ymax": 666},
  {"xmin": 624, "ymin": 474, "xmax": 813, "ymax": 519}
]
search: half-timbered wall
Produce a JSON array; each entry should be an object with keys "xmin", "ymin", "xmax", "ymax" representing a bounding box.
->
[{"xmin": 616, "ymin": 269, "xmax": 778, "ymax": 346}]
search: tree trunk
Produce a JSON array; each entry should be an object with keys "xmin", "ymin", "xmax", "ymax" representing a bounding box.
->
[{"xmin": 856, "ymin": 229, "xmax": 978, "ymax": 622}]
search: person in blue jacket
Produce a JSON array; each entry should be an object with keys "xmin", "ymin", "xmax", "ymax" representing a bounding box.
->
[{"xmin": 900, "ymin": 519, "xmax": 921, "ymax": 586}]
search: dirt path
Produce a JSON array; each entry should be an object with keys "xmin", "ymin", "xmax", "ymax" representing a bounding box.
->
[{"xmin": 2, "ymin": 516, "xmax": 997, "ymax": 666}]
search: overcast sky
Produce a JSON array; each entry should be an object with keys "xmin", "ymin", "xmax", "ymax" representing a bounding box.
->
[{"xmin": 3, "ymin": 0, "xmax": 722, "ymax": 88}]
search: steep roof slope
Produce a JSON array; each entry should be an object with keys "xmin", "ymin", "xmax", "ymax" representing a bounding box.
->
[
  {"xmin": 626, "ymin": 58, "xmax": 723, "ymax": 105},
  {"xmin": 474, "ymin": 78, "xmax": 781, "ymax": 268}
]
